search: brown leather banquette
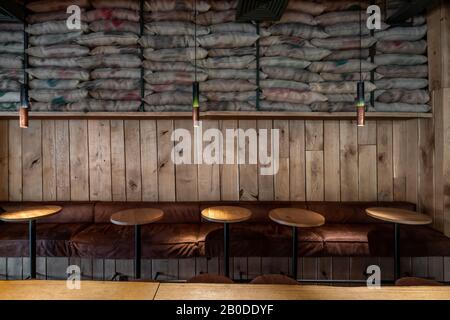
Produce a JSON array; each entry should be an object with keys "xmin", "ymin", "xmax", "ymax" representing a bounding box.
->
[{"xmin": 0, "ymin": 201, "xmax": 449, "ymax": 259}]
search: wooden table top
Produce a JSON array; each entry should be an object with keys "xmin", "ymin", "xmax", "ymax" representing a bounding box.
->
[
  {"xmin": 0, "ymin": 205, "xmax": 62, "ymax": 222},
  {"xmin": 155, "ymin": 283, "xmax": 450, "ymax": 300},
  {"xmin": 0, "ymin": 281, "xmax": 449, "ymax": 300},
  {"xmin": 269, "ymin": 208, "xmax": 325, "ymax": 228},
  {"xmin": 110, "ymin": 208, "xmax": 164, "ymax": 226},
  {"xmin": 201, "ymin": 206, "xmax": 252, "ymax": 224},
  {"xmin": 366, "ymin": 207, "xmax": 432, "ymax": 225},
  {"xmin": 0, "ymin": 280, "xmax": 159, "ymax": 300}
]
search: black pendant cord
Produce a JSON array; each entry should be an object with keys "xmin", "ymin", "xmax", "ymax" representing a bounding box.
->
[
  {"xmin": 255, "ymin": 22, "xmax": 260, "ymax": 111},
  {"xmin": 194, "ymin": 0, "xmax": 197, "ymax": 83},
  {"xmin": 139, "ymin": 0, "xmax": 145, "ymax": 112},
  {"xmin": 369, "ymin": 0, "xmax": 376, "ymax": 108},
  {"xmin": 23, "ymin": 0, "xmax": 28, "ymax": 107},
  {"xmin": 359, "ymin": 3, "xmax": 362, "ymax": 83}
]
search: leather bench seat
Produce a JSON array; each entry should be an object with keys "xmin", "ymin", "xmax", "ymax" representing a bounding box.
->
[{"xmin": 1, "ymin": 201, "xmax": 450, "ymax": 259}]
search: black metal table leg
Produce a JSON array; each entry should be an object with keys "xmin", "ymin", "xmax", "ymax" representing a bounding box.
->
[
  {"xmin": 135, "ymin": 224, "xmax": 141, "ymax": 279},
  {"xmin": 224, "ymin": 223, "xmax": 229, "ymax": 278},
  {"xmin": 292, "ymin": 227, "xmax": 298, "ymax": 280},
  {"xmin": 29, "ymin": 220, "xmax": 36, "ymax": 279},
  {"xmin": 394, "ymin": 223, "xmax": 400, "ymax": 281}
]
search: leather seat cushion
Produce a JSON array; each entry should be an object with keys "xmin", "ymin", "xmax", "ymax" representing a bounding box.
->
[{"xmin": 0, "ymin": 223, "xmax": 88, "ymax": 257}]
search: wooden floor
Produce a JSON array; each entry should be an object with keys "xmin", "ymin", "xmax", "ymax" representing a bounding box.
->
[{"xmin": 0, "ymin": 280, "xmax": 449, "ymax": 300}]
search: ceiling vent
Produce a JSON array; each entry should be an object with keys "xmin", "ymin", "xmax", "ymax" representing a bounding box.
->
[{"xmin": 236, "ymin": 0, "xmax": 289, "ymax": 22}]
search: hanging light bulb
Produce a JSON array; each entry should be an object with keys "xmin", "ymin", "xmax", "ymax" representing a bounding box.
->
[
  {"xmin": 19, "ymin": 84, "xmax": 28, "ymax": 129},
  {"xmin": 356, "ymin": 81, "xmax": 365, "ymax": 127}
]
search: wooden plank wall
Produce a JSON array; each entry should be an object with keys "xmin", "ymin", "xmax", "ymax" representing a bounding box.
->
[
  {"xmin": 423, "ymin": 1, "xmax": 450, "ymax": 237},
  {"xmin": 0, "ymin": 119, "xmax": 420, "ymax": 204}
]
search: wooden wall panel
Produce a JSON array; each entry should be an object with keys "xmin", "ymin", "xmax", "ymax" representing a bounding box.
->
[
  {"xmin": 140, "ymin": 120, "xmax": 158, "ymax": 201},
  {"xmin": 8, "ymin": 120, "xmax": 22, "ymax": 201},
  {"xmin": 324, "ymin": 121, "xmax": 340, "ymax": 201},
  {"xmin": 238, "ymin": 120, "xmax": 258, "ymax": 201},
  {"xmin": 69, "ymin": 120, "xmax": 89, "ymax": 201},
  {"xmin": 0, "ymin": 121, "xmax": 8, "ymax": 201},
  {"xmin": 377, "ymin": 121, "xmax": 394, "ymax": 201},
  {"xmin": 22, "ymin": 120, "xmax": 42, "ymax": 201},
  {"xmin": 289, "ymin": 120, "xmax": 305, "ymax": 201},
  {"xmin": 257, "ymin": 120, "xmax": 274, "ymax": 201},
  {"xmin": 198, "ymin": 120, "xmax": 220, "ymax": 201},
  {"xmin": 55, "ymin": 120, "xmax": 70, "ymax": 201},
  {"xmin": 110, "ymin": 120, "xmax": 126, "ymax": 201},
  {"xmin": 42, "ymin": 120, "xmax": 56, "ymax": 201},
  {"xmin": 340, "ymin": 121, "xmax": 358, "ymax": 201},
  {"xmin": 220, "ymin": 120, "xmax": 239, "ymax": 201},
  {"xmin": 124, "ymin": 120, "xmax": 142, "ymax": 201},
  {"xmin": 274, "ymin": 120, "xmax": 289, "ymax": 201},
  {"xmin": 157, "ymin": 120, "xmax": 175, "ymax": 201}
]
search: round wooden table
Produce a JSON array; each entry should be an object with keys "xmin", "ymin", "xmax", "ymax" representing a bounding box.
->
[
  {"xmin": 0, "ymin": 205, "xmax": 62, "ymax": 279},
  {"xmin": 201, "ymin": 206, "xmax": 252, "ymax": 278},
  {"xmin": 366, "ymin": 207, "xmax": 432, "ymax": 280},
  {"xmin": 110, "ymin": 208, "xmax": 164, "ymax": 279},
  {"xmin": 269, "ymin": 208, "xmax": 325, "ymax": 280}
]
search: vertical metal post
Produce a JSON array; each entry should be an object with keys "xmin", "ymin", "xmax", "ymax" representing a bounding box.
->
[
  {"xmin": 135, "ymin": 224, "xmax": 141, "ymax": 279},
  {"xmin": 394, "ymin": 223, "xmax": 400, "ymax": 280},
  {"xmin": 292, "ymin": 227, "xmax": 298, "ymax": 280},
  {"xmin": 255, "ymin": 22, "xmax": 260, "ymax": 110},
  {"xmin": 29, "ymin": 220, "xmax": 36, "ymax": 279},
  {"xmin": 224, "ymin": 223, "xmax": 229, "ymax": 277}
]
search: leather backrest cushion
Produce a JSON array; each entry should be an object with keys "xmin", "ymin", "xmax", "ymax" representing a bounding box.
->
[
  {"xmin": 199, "ymin": 202, "xmax": 307, "ymax": 222},
  {"xmin": 94, "ymin": 202, "xmax": 201, "ymax": 223},
  {"xmin": 0, "ymin": 202, "xmax": 94, "ymax": 223},
  {"xmin": 306, "ymin": 202, "xmax": 416, "ymax": 224}
]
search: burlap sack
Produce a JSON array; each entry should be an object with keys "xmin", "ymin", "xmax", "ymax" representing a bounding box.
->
[
  {"xmin": 320, "ymin": 72, "xmax": 382, "ymax": 81},
  {"xmin": 29, "ymin": 79, "xmax": 80, "ymax": 89},
  {"xmin": 201, "ymin": 80, "xmax": 257, "ymax": 92},
  {"xmin": 0, "ymin": 92, "xmax": 20, "ymax": 102},
  {"xmin": 92, "ymin": 0, "xmax": 140, "ymax": 10},
  {"xmin": 310, "ymin": 81, "xmax": 376, "ymax": 94},
  {"xmin": 374, "ymin": 54, "xmax": 428, "ymax": 66},
  {"xmin": 277, "ymin": 11, "xmax": 317, "ymax": 25},
  {"xmin": 197, "ymin": 10, "xmax": 236, "ymax": 26},
  {"xmin": 255, "ymin": 79, "xmax": 310, "ymax": 91},
  {"xmin": 85, "ymin": 8, "xmax": 140, "ymax": 22},
  {"xmin": 259, "ymin": 36, "xmax": 305, "ymax": 46},
  {"xmin": 209, "ymin": 0, "xmax": 238, "ymax": 10},
  {"xmin": 29, "ymin": 31, "xmax": 83, "ymax": 46},
  {"xmin": 29, "ymin": 57, "xmax": 79, "ymax": 68},
  {"xmin": 308, "ymin": 60, "xmax": 376, "ymax": 73},
  {"xmin": 375, "ymin": 25, "xmax": 427, "ymax": 41},
  {"xmin": 324, "ymin": 22, "xmax": 388, "ymax": 37},
  {"xmin": 375, "ymin": 89, "xmax": 430, "ymax": 104},
  {"xmin": 311, "ymin": 36, "xmax": 376, "ymax": 50},
  {"xmin": 0, "ymin": 69, "xmax": 24, "ymax": 81},
  {"xmin": 0, "ymin": 23, "xmax": 23, "ymax": 31},
  {"xmin": 145, "ymin": 72, "xmax": 207, "ymax": 84},
  {"xmin": 262, "ymin": 67, "xmax": 323, "ymax": 82},
  {"xmin": 26, "ymin": 21, "xmax": 88, "ymax": 35},
  {"xmin": 91, "ymin": 68, "xmax": 141, "ymax": 79},
  {"xmin": 206, "ymin": 69, "xmax": 263, "ymax": 80},
  {"xmin": 77, "ymin": 32, "xmax": 139, "ymax": 47},
  {"xmin": 27, "ymin": 0, "xmax": 90, "ymax": 13},
  {"xmin": 210, "ymin": 22, "xmax": 264, "ymax": 35},
  {"xmin": 324, "ymin": 49, "xmax": 369, "ymax": 61},
  {"xmin": 145, "ymin": 92, "xmax": 204, "ymax": 105},
  {"xmin": 27, "ymin": 45, "xmax": 89, "ymax": 58},
  {"xmin": 143, "ymin": 61, "xmax": 195, "ymax": 72},
  {"xmin": 203, "ymin": 101, "xmax": 255, "ymax": 111},
  {"xmin": 253, "ymin": 101, "xmax": 312, "ymax": 111},
  {"xmin": 0, "ymin": 55, "xmax": 23, "ymax": 69},
  {"xmin": 287, "ymin": 0, "xmax": 326, "ymax": 16},
  {"xmin": 144, "ymin": 22, "xmax": 210, "ymax": 36},
  {"xmin": 139, "ymin": 35, "xmax": 195, "ymax": 49},
  {"xmin": 144, "ymin": 105, "xmax": 190, "ymax": 112},
  {"xmin": 0, "ymin": 31, "xmax": 24, "ymax": 43},
  {"xmin": 0, "ymin": 103, "xmax": 19, "ymax": 111},
  {"xmin": 144, "ymin": 0, "xmax": 210, "ymax": 12},
  {"xmin": 373, "ymin": 102, "xmax": 430, "ymax": 112},
  {"xmin": 27, "ymin": 10, "xmax": 86, "ymax": 23},
  {"xmin": 0, "ymin": 44, "xmax": 23, "ymax": 54},
  {"xmin": 27, "ymin": 68, "xmax": 90, "ymax": 80},
  {"xmin": 203, "ymin": 91, "xmax": 257, "ymax": 102},
  {"xmin": 0, "ymin": 80, "xmax": 20, "ymax": 91},
  {"xmin": 258, "ymin": 57, "xmax": 311, "ymax": 69},
  {"xmin": 29, "ymin": 89, "xmax": 88, "ymax": 103},
  {"xmin": 89, "ymin": 20, "xmax": 140, "ymax": 34},
  {"xmin": 263, "ymin": 44, "xmax": 331, "ymax": 61},
  {"xmin": 196, "ymin": 56, "xmax": 255, "ymax": 69},
  {"xmin": 197, "ymin": 33, "xmax": 259, "ymax": 48},
  {"xmin": 90, "ymin": 46, "xmax": 140, "ymax": 55},
  {"xmin": 325, "ymin": 93, "xmax": 370, "ymax": 103},
  {"xmin": 263, "ymin": 88, "xmax": 327, "ymax": 104},
  {"xmin": 144, "ymin": 47, "xmax": 208, "ymax": 61},
  {"xmin": 376, "ymin": 40, "xmax": 427, "ymax": 54},
  {"xmin": 375, "ymin": 78, "xmax": 428, "ymax": 90},
  {"xmin": 31, "ymin": 100, "xmax": 141, "ymax": 112},
  {"xmin": 310, "ymin": 102, "xmax": 357, "ymax": 112},
  {"xmin": 144, "ymin": 11, "xmax": 193, "ymax": 22},
  {"xmin": 89, "ymin": 89, "xmax": 141, "ymax": 100},
  {"xmin": 268, "ymin": 23, "xmax": 329, "ymax": 39},
  {"xmin": 320, "ymin": 0, "xmax": 367, "ymax": 12},
  {"xmin": 315, "ymin": 10, "xmax": 366, "ymax": 26},
  {"xmin": 208, "ymin": 47, "xmax": 256, "ymax": 57},
  {"xmin": 145, "ymin": 83, "xmax": 192, "ymax": 93},
  {"xmin": 77, "ymin": 54, "xmax": 142, "ymax": 68},
  {"xmin": 376, "ymin": 65, "xmax": 428, "ymax": 78},
  {"xmin": 79, "ymin": 79, "xmax": 140, "ymax": 90}
]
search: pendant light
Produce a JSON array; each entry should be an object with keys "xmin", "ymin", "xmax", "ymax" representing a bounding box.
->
[
  {"xmin": 356, "ymin": 2, "xmax": 365, "ymax": 127},
  {"xmin": 192, "ymin": 0, "xmax": 200, "ymax": 127},
  {"xmin": 19, "ymin": 84, "xmax": 29, "ymax": 128}
]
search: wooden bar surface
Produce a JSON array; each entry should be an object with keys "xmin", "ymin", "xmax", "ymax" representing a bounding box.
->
[
  {"xmin": 0, "ymin": 280, "xmax": 159, "ymax": 300},
  {"xmin": 0, "ymin": 281, "xmax": 449, "ymax": 300},
  {"xmin": 155, "ymin": 283, "xmax": 450, "ymax": 300}
]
